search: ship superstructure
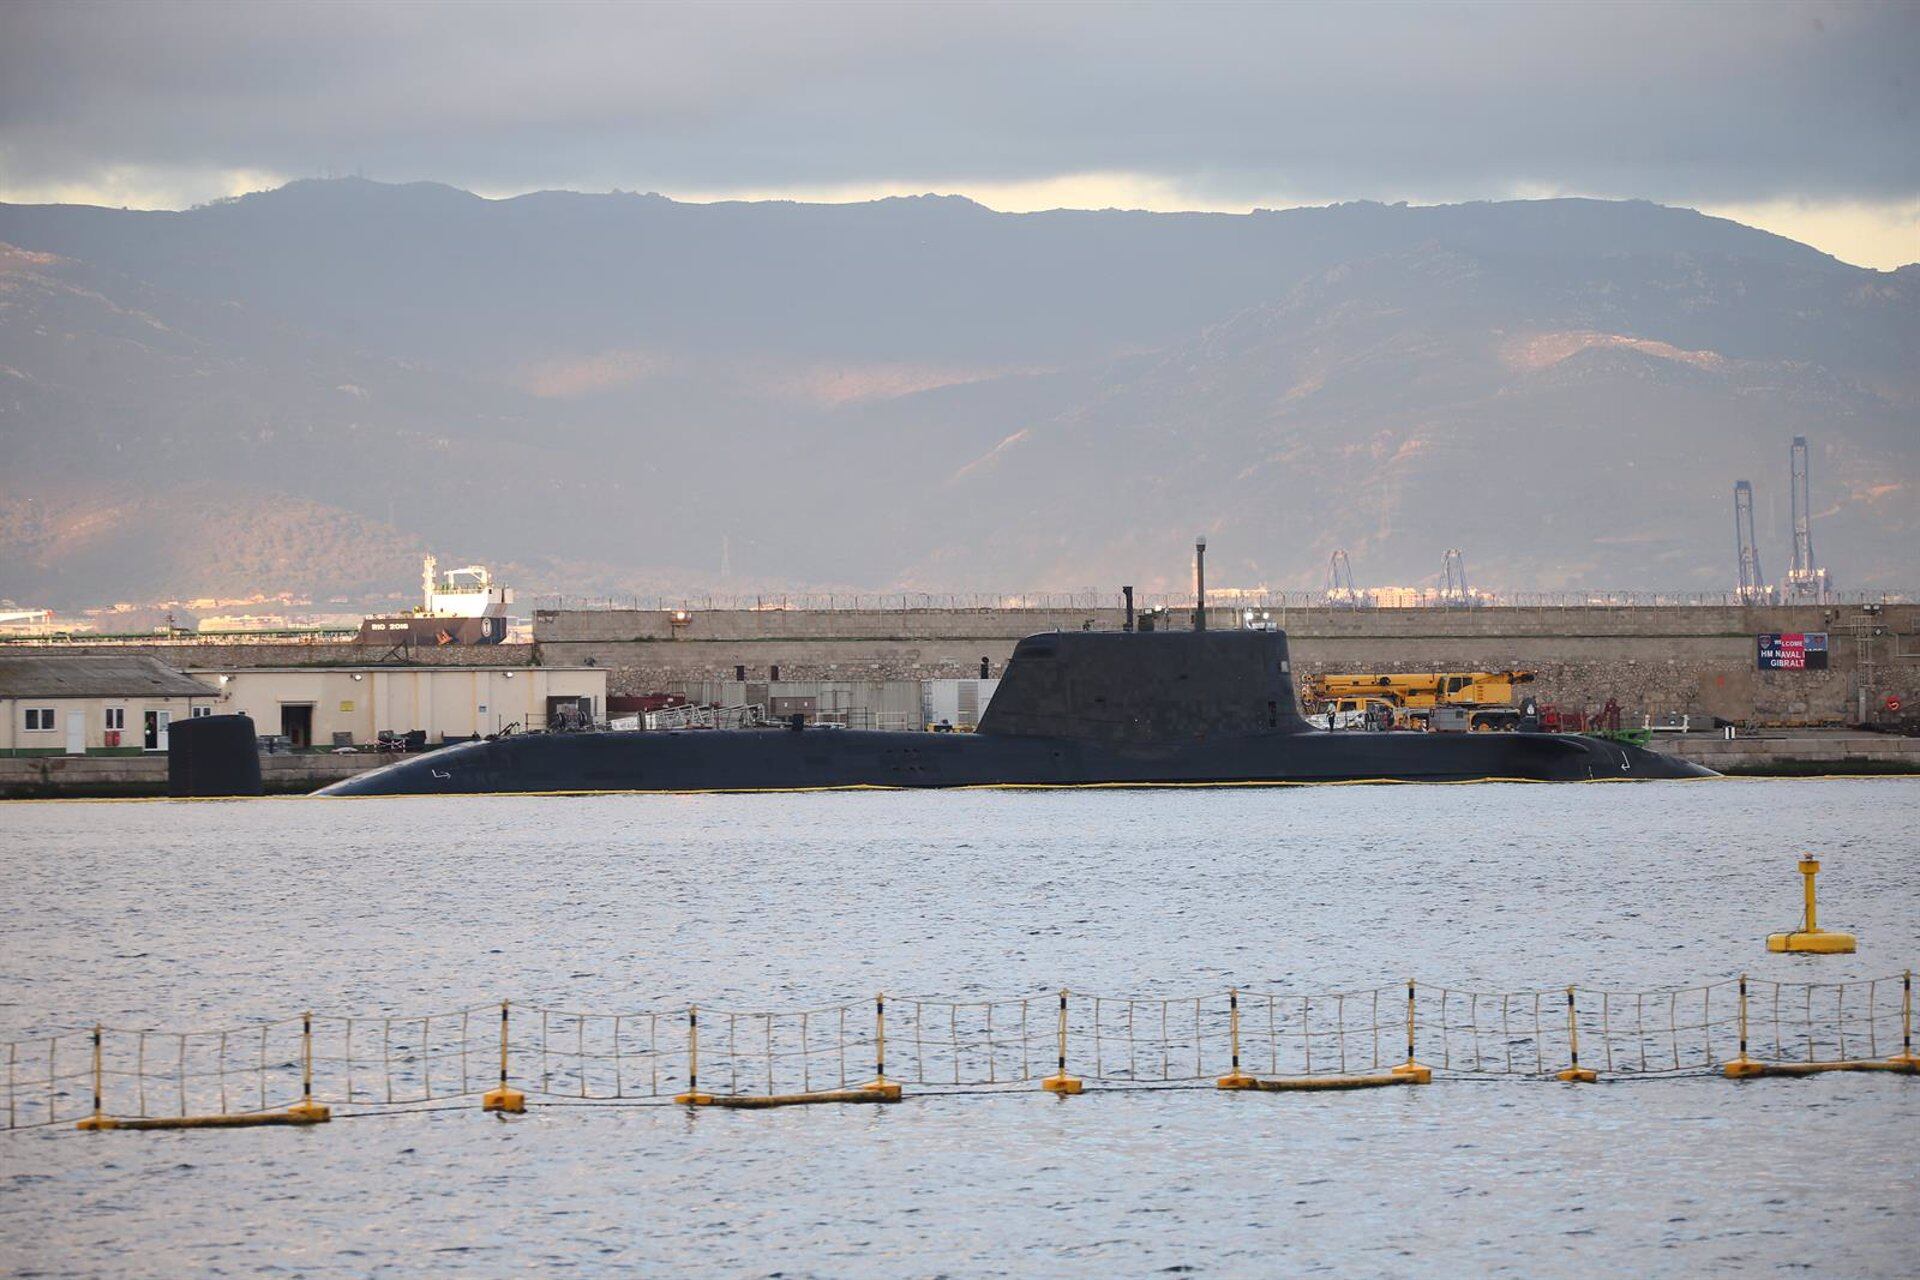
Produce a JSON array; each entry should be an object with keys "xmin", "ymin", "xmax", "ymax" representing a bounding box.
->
[{"xmin": 357, "ymin": 555, "xmax": 513, "ymax": 646}]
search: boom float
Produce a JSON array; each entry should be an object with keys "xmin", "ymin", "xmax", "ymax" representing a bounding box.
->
[
  {"xmin": 15, "ymin": 971, "xmax": 1916, "ymax": 1133},
  {"xmin": 315, "ymin": 626, "xmax": 1711, "ymax": 796}
]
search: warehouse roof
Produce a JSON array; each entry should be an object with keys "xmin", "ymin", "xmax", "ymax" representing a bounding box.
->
[{"xmin": 0, "ymin": 654, "xmax": 215, "ymax": 699}]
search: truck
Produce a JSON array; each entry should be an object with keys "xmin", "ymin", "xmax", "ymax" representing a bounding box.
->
[
  {"xmin": 1301, "ymin": 670, "xmax": 1537, "ymax": 732},
  {"xmin": 1308, "ymin": 695, "xmax": 1399, "ymax": 731}
]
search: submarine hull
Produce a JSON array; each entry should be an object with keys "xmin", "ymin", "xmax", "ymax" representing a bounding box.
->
[
  {"xmin": 317, "ymin": 726, "xmax": 1712, "ymax": 796},
  {"xmin": 315, "ymin": 628, "xmax": 1714, "ymax": 797}
]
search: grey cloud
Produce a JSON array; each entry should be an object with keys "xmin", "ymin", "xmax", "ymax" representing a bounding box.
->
[{"xmin": 1, "ymin": 0, "xmax": 1914, "ymax": 203}]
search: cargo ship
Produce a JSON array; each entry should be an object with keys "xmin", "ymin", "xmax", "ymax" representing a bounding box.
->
[
  {"xmin": 356, "ymin": 556, "xmax": 512, "ymax": 647},
  {"xmin": 316, "ymin": 622, "xmax": 1712, "ymax": 797}
]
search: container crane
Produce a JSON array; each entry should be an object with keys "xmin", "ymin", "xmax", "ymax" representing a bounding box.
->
[
  {"xmin": 1783, "ymin": 436, "xmax": 1831, "ymax": 603},
  {"xmin": 1733, "ymin": 481, "xmax": 1770, "ymax": 605},
  {"xmin": 1324, "ymin": 550, "xmax": 1366, "ymax": 608}
]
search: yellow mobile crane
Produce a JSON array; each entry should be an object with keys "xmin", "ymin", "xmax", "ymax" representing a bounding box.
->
[{"xmin": 1301, "ymin": 671, "xmax": 1537, "ymax": 731}]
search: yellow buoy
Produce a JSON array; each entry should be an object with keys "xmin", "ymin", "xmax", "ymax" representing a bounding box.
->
[{"xmin": 1766, "ymin": 856, "xmax": 1856, "ymax": 954}]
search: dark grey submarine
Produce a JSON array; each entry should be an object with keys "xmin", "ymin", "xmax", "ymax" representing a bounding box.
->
[{"xmin": 315, "ymin": 626, "xmax": 1712, "ymax": 796}]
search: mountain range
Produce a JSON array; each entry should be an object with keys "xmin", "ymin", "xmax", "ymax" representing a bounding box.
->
[{"xmin": 1, "ymin": 179, "xmax": 1913, "ymax": 607}]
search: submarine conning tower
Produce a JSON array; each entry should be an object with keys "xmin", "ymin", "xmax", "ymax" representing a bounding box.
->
[{"xmin": 976, "ymin": 628, "xmax": 1313, "ymax": 744}]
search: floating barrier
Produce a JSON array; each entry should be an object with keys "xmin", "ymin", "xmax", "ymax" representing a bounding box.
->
[
  {"xmin": 4, "ymin": 971, "xmax": 1912, "ymax": 1134},
  {"xmin": 676, "ymin": 996, "xmax": 901, "ymax": 1106}
]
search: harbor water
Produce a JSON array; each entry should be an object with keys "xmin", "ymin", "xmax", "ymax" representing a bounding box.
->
[{"xmin": 2, "ymin": 778, "xmax": 1916, "ymax": 1276}]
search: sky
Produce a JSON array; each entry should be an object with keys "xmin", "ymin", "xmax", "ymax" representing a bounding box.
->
[{"xmin": 1, "ymin": 0, "xmax": 1915, "ymax": 268}]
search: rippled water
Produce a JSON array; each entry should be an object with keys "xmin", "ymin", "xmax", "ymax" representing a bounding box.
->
[{"xmin": 2, "ymin": 778, "xmax": 1916, "ymax": 1276}]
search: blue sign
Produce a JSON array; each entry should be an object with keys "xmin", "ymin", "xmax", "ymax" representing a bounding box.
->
[{"xmin": 1757, "ymin": 633, "xmax": 1829, "ymax": 671}]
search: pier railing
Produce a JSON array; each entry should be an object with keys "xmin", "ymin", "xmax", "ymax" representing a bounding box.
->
[{"xmin": 8, "ymin": 972, "xmax": 1913, "ymax": 1131}]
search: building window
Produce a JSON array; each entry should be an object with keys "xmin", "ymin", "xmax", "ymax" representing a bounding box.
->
[
  {"xmin": 104, "ymin": 707, "xmax": 126, "ymax": 731},
  {"xmin": 24, "ymin": 708, "xmax": 56, "ymax": 731},
  {"xmin": 190, "ymin": 706, "xmax": 212, "ymax": 718}
]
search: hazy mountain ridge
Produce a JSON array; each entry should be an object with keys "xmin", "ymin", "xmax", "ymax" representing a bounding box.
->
[
  {"xmin": 0, "ymin": 181, "xmax": 1913, "ymax": 605},
  {"xmin": 899, "ymin": 246, "xmax": 1915, "ymax": 592}
]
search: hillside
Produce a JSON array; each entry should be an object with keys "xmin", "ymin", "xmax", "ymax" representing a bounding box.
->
[{"xmin": 0, "ymin": 181, "xmax": 1913, "ymax": 605}]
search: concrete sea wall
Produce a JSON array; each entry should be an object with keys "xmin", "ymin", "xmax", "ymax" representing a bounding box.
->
[
  {"xmin": 1656, "ymin": 733, "xmax": 1920, "ymax": 774},
  {"xmin": 537, "ymin": 603, "xmax": 1919, "ymax": 727},
  {"xmin": 0, "ymin": 752, "xmax": 378, "ymax": 799},
  {"xmin": 34, "ymin": 605, "xmax": 1914, "ymax": 727}
]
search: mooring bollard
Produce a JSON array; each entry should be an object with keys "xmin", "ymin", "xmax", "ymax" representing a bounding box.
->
[
  {"xmin": 1556, "ymin": 986, "xmax": 1598, "ymax": 1082},
  {"xmin": 1391, "ymin": 979, "xmax": 1432, "ymax": 1083},
  {"xmin": 482, "ymin": 1000, "xmax": 526, "ymax": 1113},
  {"xmin": 1766, "ymin": 855, "xmax": 1857, "ymax": 953},
  {"xmin": 1040, "ymin": 989, "xmax": 1083, "ymax": 1095}
]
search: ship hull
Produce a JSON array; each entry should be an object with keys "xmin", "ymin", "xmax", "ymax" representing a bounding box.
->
[
  {"xmin": 315, "ymin": 726, "xmax": 1713, "ymax": 796},
  {"xmin": 356, "ymin": 616, "xmax": 507, "ymax": 646}
]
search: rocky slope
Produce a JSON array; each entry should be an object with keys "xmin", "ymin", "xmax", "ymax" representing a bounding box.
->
[{"xmin": 0, "ymin": 182, "xmax": 1912, "ymax": 605}]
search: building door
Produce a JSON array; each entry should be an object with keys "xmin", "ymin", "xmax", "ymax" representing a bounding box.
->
[
  {"xmin": 769, "ymin": 695, "xmax": 819, "ymax": 721},
  {"xmin": 143, "ymin": 710, "xmax": 171, "ymax": 751},
  {"xmin": 65, "ymin": 711, "xmax": 86, "ymax": 755},
  {"xmin": 280, "ymin": 704, "xmax": 314, "ymax": 749}
]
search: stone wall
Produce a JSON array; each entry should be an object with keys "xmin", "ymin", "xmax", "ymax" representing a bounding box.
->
[
  {"xmin": 535, "ymin": 604, "xmax": 1919, "ymax": 726},
  {"xmin": 0, "ymin": 752, "xmax": 376, "ymax": 799},
  {"xmin": 17, "ymin": 606, "xmax": 1913, "ymax": 730},
  {"xmin": 1655, "ymin": 733, "xmax": 1920, "ymax": 774}
]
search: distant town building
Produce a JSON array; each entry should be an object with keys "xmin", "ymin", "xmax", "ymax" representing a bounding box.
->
[{"xmin": 0, "ymin": 607, "xmax": 94, "ymax": 637}]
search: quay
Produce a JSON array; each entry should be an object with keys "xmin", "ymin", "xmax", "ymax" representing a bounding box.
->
[
  {"xmin": 0, "ymin": 750, "xmax": 374, "ymax": 799},
  {"xmin": 1, "ymin": 600, "xmax": 1913, "ymax": 797}
]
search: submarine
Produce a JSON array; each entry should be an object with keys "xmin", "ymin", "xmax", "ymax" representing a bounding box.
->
[{"xmin": 315, "ymin": 594, "xmax": 1712, "ymax": 797}]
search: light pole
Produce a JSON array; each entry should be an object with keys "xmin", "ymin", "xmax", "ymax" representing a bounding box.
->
[{"xmin": 1193, "ymin": 536, "xmax": 1207, "ymax": 631}]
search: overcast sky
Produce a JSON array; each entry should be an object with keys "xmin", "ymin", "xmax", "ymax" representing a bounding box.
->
[{"xmin": 2, "ymin": 0, "xmax": 1914, "ymax": 267}]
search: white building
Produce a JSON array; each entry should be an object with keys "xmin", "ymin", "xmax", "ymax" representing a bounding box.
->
[
  {"xmin": 0, "ymin": 655, "xmax": 219, "ymax": 754},
  {"xmin": 188, "ymin": 665, "xmax": 607, "ymax": 748},
  {"xmin": 922, "ymin": 678, "xmax": 1000, "ymax": 730}
]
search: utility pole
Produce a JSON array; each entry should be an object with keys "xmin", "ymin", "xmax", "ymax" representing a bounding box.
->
[{"xmin": 1193, "ymin": 537, "xmax": 1207, "ymax": 631}]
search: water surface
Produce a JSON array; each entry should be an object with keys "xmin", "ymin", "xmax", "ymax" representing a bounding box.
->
[{"xmin": 2, "ymin": 779, "xmax": 1915, "ymax": 1275}]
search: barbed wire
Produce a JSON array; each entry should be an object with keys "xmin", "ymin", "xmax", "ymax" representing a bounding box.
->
[{"xmin": 527, "ymin": 590, "xmax": 1912, "ymax": 613}]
